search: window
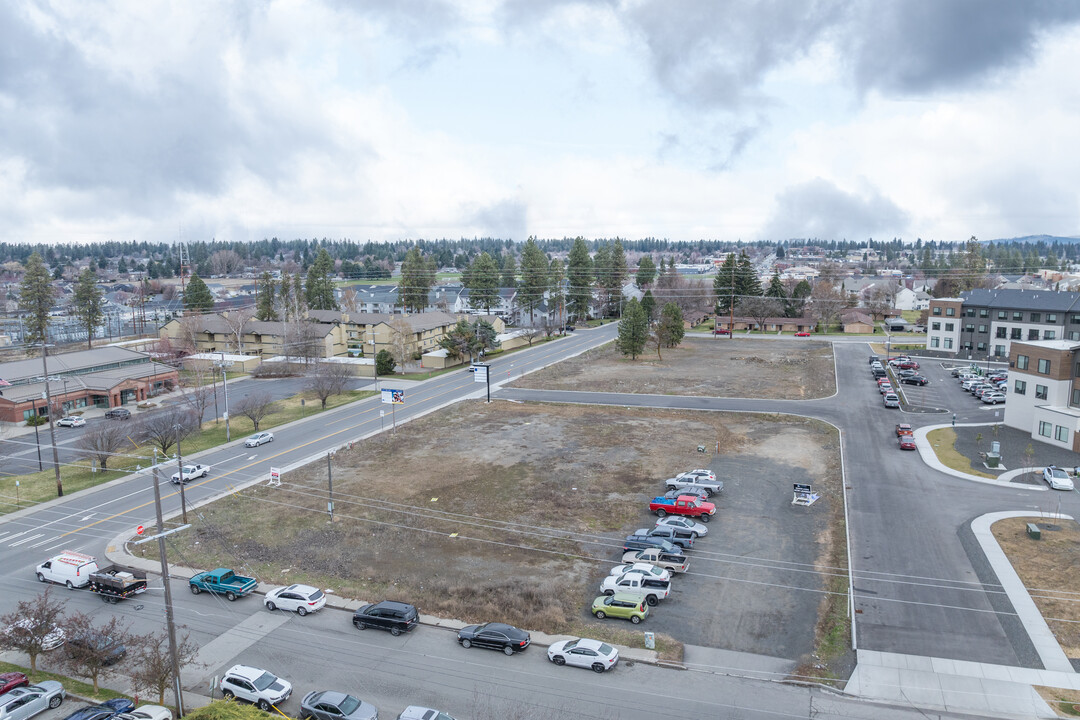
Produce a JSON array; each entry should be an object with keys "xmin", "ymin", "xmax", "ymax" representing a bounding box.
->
[
  {"xmin": 930, "ymin": 337, "xmax": 940, "ymax": 348},
  {"xmin": 1038, "ymin": 358, "xmax": 1051, "ymax": 374},
  {"xmin": 1039, "ymin": 421, "xmax": 1052, "ymax": 437},
  {"xmin": 996, "ymin": 327, "xmax": 1007, "ymax": 338},
  {"xmin": 1028, "ymin": 329, "xmax": 1040, "ymax": 340},
  {"xmin": 932, "ymin": 322, "xmax": 941, "ymax": 331},
  {"xmin": 995, "ymin": 345, "xmax": 1006, "ymax": 356},
  {"xmin": 998, "ymin": 311, "xmax": 1007, "ymax": 320},
  {"xmin": 1013, "ymin": 312, "xmax": 1023, "ymax": 321},
  {"xmin": 1058, "ymin": 425, "xmax": 1070, "ymax": 443},
  {"xmin": 1036, "ymin": 384, "xmax": 1048, "ymax": 400},
  {"xmin": 944, "ymin": 338, "xmax": 953, "ymax": 349},
  {"xmin": 946, "ymin": 307, "xmax": 956, "ymax": 316},
  {"xmin": 1030, "ymin": 313, "xmax": 1041, "ymax": 323},
  {"xmin": 945, "ymin": 323, "xmax": 954, "ymax": 331},
  {"xmin": 1016, "ymin": 355, "xmax": 1029, "ymax": 369},
  {"xmin": 977, "ymin": 342, "xmax": 987, "ymax": 352},
  {"xmin": 965, "ymin": 308, "xmax": 976, "ymax": 317},
  {"xmin": 1011, "ymin": 328, "xmax": 1022, "ymax": 339},
  {"xmin": 1073, "ymin": 388, "xmax": 1080, "ymax": 406},
  {"xmin": 1072, "ymin": 315, "xmax": 1080, "ymax": 325},
  {"xmin": 978, "ymin": 324, "xmax": 987, "ymax": 333},
  {"xmin": 1015, "ymin": 380, "xmax": 1026, "ymax": 395},
  {"xmin": 1045, "ymin": 330, "xmax": 1056, "ymax": 340},
  {"xmin": 1072, "ymin": 332, "xmax": 1080, "ymax": 341},
  {"xmin": 980, "ymin": 309, "xmax": 988, "ymax": 317},
  {"xmin": 964, "ymin": 323, "xmax": 975, "ymax": 332},
  {"xmin": 1048, "ymin": 314, "xmax": 1058, "ymax": 323},
  {"xmin": 932, "ymin": 307, "xmax": 942, "ymax": 316}
]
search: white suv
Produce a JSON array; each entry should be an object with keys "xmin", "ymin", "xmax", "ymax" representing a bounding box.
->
[{"xmin": 220, "ymin": 665, "xmax": 292, "ymax": 710}]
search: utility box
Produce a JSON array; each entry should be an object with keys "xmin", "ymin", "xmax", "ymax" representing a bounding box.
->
[
  {"xmin": 1027, "ymin": 523, "xmax": 1041, "ymax": 540},
  {"xmin": 986, "ymin": 452, "xmax": 1000, "ymax": 468},
  {"xmin": 990, "ymin": 441, "xmax": 1001, "ymax": 454}
]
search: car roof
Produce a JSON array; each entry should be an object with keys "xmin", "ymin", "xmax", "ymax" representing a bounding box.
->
[
  {"xmin": 370, "ymin": 600, "xmax": 415, "ymax": 612},
  {"xmin": 283, "ymin": 584, "xmax": 319, "ymax": 594},
  {"xmin": 574, "ymin": 638, "xmax": 609, "ymax": 651},
  {"xmin": 309, "ymin": 691, "xmax": 351, "ymax": 705},
  {"xmin": 225, "ymin": 665, "xmax": 270, "ymax": 681}
]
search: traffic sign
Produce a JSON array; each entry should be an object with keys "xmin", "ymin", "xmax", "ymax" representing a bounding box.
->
[{"xmin": 135, "ymin": 525, "xmax": 144, "ymax": 536}]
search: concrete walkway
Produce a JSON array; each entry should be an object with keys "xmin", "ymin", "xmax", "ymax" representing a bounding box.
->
[{"xmin": 913, "ymin": 422, "xmax": 1048, "ymax": 490}]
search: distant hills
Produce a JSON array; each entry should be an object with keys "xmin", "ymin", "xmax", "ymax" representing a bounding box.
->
[{"xmin": 986, "ymin": 234, "xmax": 1080, "ymax": 245}]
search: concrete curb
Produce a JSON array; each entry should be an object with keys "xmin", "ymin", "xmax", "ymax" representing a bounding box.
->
[{"xmin": 913, "ymin": 423, "xmax": 1047, "ymax": 490}]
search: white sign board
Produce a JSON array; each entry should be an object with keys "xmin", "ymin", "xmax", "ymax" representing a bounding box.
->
[
  {"xmin": 269, "ymin": 467, "xmax": 281, "ymax": 487},
  {"xmin": 381, "ymin": 389, "xmax": 405, "ymax": 405},
  {"xmin": 471, "ymin": 364, "xmax": 489, "ymax": 383}
]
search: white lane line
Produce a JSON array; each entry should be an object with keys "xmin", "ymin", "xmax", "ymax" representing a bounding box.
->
[
  {"xmin": 0, "ymin": 531, "xmax": 11, "ymax": 540},
  {"xmin": 41, "ymin": 542, "xmax": 67, "ymax": 553},
  {"xmin": 8, "ymin": 533, "xmax": 44, "ymax": 547},
  {"xmin": 81, "ymin": 514, "xmax": 94, "ymax": 521},
  {"xmin": 29, "ymin": 536, "xmax": 57, "ymax": 548}
]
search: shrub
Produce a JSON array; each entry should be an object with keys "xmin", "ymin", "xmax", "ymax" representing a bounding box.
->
[{"xmin": 25, "ymin": 415, "xmax": 48, "ymax": 427}]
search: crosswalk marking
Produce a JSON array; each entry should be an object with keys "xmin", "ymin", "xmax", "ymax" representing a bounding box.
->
[{"xmin": 9, "ymin": 533, "xmax": 44, "ymax": 547}]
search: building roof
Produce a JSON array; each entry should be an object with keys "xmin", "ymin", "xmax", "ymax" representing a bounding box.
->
[
  {"xmin": 960, "ymin": 288, "xmax": 1080, "ymax": 312},
  {"xmin": 1011, "ymin": 339, "xmax": 1080, "ymax": 353},
  {"xmin": 0, "ymin": 346, "xmax": 152, "ymax": 383},
  {"xmin": 169, "ymin": 313, "xmax": 338, "ymax": 338}
]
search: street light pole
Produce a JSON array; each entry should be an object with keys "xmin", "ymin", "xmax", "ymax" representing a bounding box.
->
[
  {"xmin": 218, "ymin": 352, "xmax": 230, "ymax": 442},
  {"xmin": 150, "ymin": 451, "xmax": 185, "ymax": 718},
  {"xmin": 38, "ymin": 345, "xmax": 63, "ymax": 497}
]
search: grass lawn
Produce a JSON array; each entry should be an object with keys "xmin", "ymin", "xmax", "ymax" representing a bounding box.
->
[
  {"xmin": 925, "ymin": 428, "xmax": 996, "ymax": 478},
  {"xmin": 0, "ymin": 659, "xmax": 130, "ymax": 702},
  {"xmin": 339, "ymin": 272, "xmax": 461, "ymax": 288},
  {"xmin": 0, "ymin": 388, "xmax": 375, "ymax": 517}
]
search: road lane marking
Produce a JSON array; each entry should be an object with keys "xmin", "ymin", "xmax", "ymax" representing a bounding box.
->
[
  {"xmin": 9, "ymin": 533, "xmax": 43, "ymax": 547},
  {"xmin": 81, "ymin": 514, "xmax": 94, "ymax": 521},
  {"xmin": 29, "ymin": 536, "xmax": 56, "ymax": 548},
  {"xmin": 42, "ymin": 542, "xmax": 67, "ymax": 552}
]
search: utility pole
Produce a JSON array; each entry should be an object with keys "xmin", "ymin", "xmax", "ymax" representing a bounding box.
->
[
  {"xmin": 151, "ymin": 452, "xmax": 185, "ymax": 717},
  {"xmin": 175, "ymin": 424, "xmax": 187, "ymax": 524},
  {"xmin": 218, "ymin": 352, "xmax": 231, "ymax": 442},
  {"xmin": 728, "ymin": 254, "xmax": 736, "ymax": 340},
  {"xmin": 39, "ymin": 345, "xmax": 63, "ymax": 497},
  {"xmin": 30, "ymin": 397, "xmax": 43, "ymax": 471},
  {"xmin": 327, "ymin": 452, "xmax": 334, "ymax": 522}
]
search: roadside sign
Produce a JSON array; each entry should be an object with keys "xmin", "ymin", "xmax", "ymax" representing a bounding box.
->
[
  {"xmin": 381, "ymin": 389, "xmax": 405, "ymax": 405},
  {"xmin": 793, "ymin": 483, "xmax": 812, "ymax": 494},
  {"xmin": 269, "ymin": 467, "xmax": 281, "ymax": 487},
  {"xmin": 135, "ymin": 525, "xmax": 144, "ymax": 536},
  {"xmin": 471, "ymin": 363, "xmax": 489, "ymax": 383}
]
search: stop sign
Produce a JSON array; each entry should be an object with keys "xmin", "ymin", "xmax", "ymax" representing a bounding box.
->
[{"xmin": 135, "ymin": 525, "xmax": 144, "ymax": 536}]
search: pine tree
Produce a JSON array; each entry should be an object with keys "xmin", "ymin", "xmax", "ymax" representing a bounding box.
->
[
  {"xmin": 73, "ymin": 267, "xmax": 104, "ymax": 349},
  {"xmin": 592, "ymin": 242, "xmax": 613, "ymax": 317},
  {"xmin": 304, "ymin": 248, "xmax": 338, "ymax": 311},
  {"xmin": 640, "ymin": 289, "xmax": 656, "ymax": 321},
  {"xmin": 658, "ymin": 302, "xmax": 685, "ymax": 348},
  {"xmin": 500, "ymin": 254, "xmax": 517, "ymax": 288},
  {"xmin": 735, "ymin": 251, "xmax": 762, "ymax": 298},
  {"xmin": 279, "ymin": 274, "xmax": 293, "ymax": 320},
  {"xmin": 183, "ymin": 274, "xmax": 215, "ymax": 314},
  {"xmin": 256, "ymin": 272, "xmax": 278, "ymax": 321},
  {"xmin": 616, "ymin": 297, "xmax": 648, "ymax": 360},
  {"xmin": 19, "ymin": 252, "xmax": 56, "ymax": 346},
  {"xmin": 636, "ymin": 256, "xmax": 657, "ymax": 288},
  {"xmin": 399, "ymin": 247, "xmax": 436, "ymax": 314},
  {"xmin": 547, "ymin": 257, "xmax": 566, "ymax": 327},
  {"xmin": 566, "ymin": 237, "xmax": 593, "ymax": 322},
  {"xmin": 765, "ymin": 270, "xmax": 788, "ymax": 315},
  {"xmin": 466, "ymin": 252, "xmax": 500, "ymax": 314},
  {"xmin": 517, "ymin": 237, "xmax": 549, "ymax": 324},
  {"xmin": 712, "ymin": 253, "xmax": 737, "ymax": 313},
  {"xmin": 607, "ymin": 239, "xmax": 627, "ymax": 316}
]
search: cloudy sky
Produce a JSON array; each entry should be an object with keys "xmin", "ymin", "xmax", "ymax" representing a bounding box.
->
[{"xmin": 2, "ymin": 0, "xmax": 1079, "ymax": 247}]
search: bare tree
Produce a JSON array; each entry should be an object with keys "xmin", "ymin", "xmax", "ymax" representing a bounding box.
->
[
  {"xmin": 222, "ymin": 307, "xmax": 256, "ymax": 354},
  {"xmin": 388, "ymin": 316, "xmax": 414, "ymax": 369},
  {"xmin": 76, "ymin": 422, "xmax": 130, "ymax": 470},
  {"xmin": 63, "ymin": 612, "xmax": 131, "ymax": 693},
  {"xmin": 209, "ymin": 249, "xmax": 244, "ymax": 276},
  {"xmin": 306, "ymin": 361, "xmax": 353, "ymax": 408},
  {"xmin": 129, "ymin": 629, "xmax": 202, "ymax": 705},
  {"xmin": 736, "ymin": 296, "xmax": 783, "ymax": 333},
  {"xmin": 863, "ymin": 285, "xmax": 894, "ymax": 322},
  {"xmin": 179, "ymin": 366, "xmax": 215, "ymax": 423},
  {"xmin": 137, "ymin": 407, "xmax": 200, "ymax": 457},
  {"xmin": 520, "ymin": 324, "xmax": 543, "ymax": 347},
  {"xmin": 654, "ymin": 275, "xmax": 712, "ymax": 319},
  {"xmin": 0, "ymin": 588, "xmax": 67, "ymax": 671},
  {"xmin": 341, "ymin": 288, "xmax": 359, "ymax": 313},
  {"xmin": 175, "ymin": 314, "xmax": 207, "ymax": 354},
  {"xmin": 810, "ymin": 282, "xmax": 846, "ymax": 333},
  {"xmin": 232, "ymin": 391, "xmax": 277, "ymax": 431}
]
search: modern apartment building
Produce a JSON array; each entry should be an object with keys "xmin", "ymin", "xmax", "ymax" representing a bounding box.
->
[
  {"xmin": 926, "ymin": 289, "xmax": 1080, "ymax": 358},
  {"xmin": 1003, "ymin": 339, "xmax": 1080, "ymax": 451}
]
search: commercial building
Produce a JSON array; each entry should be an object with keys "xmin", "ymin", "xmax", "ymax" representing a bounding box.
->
[
  {"xmin": 1003, "ymin": 339, "xmax": 1080, "ymax": 451},
  {"xmin": 926, "ymin": 289, "xmax": 1080, "ymax": 359},
  {"xmin": 0, "ymin": 347, "xmax": 179, "ymax": 424}
]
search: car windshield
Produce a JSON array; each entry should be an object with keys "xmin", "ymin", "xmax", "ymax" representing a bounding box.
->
[
  {"xmin": 1051, "ymin": 468, "xmax": 1069, "ymax": 479},
  {"xmin": 309, "ymin": 589, "xmax": 324, "ymax": 600},
  {"xmin": 563, "ymin": 639, "xmax": 579, "ymax": 650},
  {"xmin": 338, "ymin": 696, "xmax": 360, "ymax": 715},
  {"xmin": 253, "ymin": 672, "xmax": 278, "ymax": 691}
]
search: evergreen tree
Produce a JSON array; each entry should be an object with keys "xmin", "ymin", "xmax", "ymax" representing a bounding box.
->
[
  {"xmin": 566, "ymin": 237, "xmax": 593, "ymax": 322},
  {"xmin": 117, "ymin": 257, "xmax": 128, "ymax": 274},
  {"xmin": 278, "ymin": 273, "xmax": 293, "ymax": 320},
  {"xmin": 712, "ymin": 253, "xmax": 737, "ymax": 313},
  {"xmin": 19, "ymin": 252, "xmax": 56, "ymax": 346},
  {"xmin": 607, "ymin": 239, "xmax": 627, "ymax": 316},
  {"xmin": 517, "ymin": 237, "xmax": 549, "ymax": 324},
  {"xmin": 499, "ymin": 254, "xmax": 517, "ymax": 288},
  {"xmin": 399, "ymin": 247, "xmax": 436, "ymax": 314},
  {"xmin": 775, "ymin": 244, "xmax": 785, "ymax": 259},
  {"xmin": 304, "ymin": 248, "xmax": 338, "ymax": 311},
  {"xmin": 256, "ymin": 272, "xmax": 278, "ymax": 321},
  {"xmin": 735, "ymin": 251, "xmax": 762, "ymax": 298},
  {"xmin": 375, "ymin": 349, "xmax": 396, "ymax": 375},
  {"xmin": 788, "ymin": 279, "xmax": 812, "ymax": 317},
  {"xmin": 616, "ymin": 297, "xmax": 648, "ymax": 360},
  {"xmin": 183, "ymin": 274, "xmax": 215, "ymax": 314},
  {"xmin": 592, "ymin": 242, "xmax": 613, "ymax": 317},
  {"xmin": 548, "ymin": 257, "xmax": 566, "ymax": 328},
  {"xmin": 466, "ymin": 252, "xmax": 500, "ymax": 314},
  {"xmin": 636, "ymin": 256, "xmax": 657, "ymax": 288},
  {"xmin": 658, "ymin": 302, "xmax": 685, "ymax": 348},
  {"xmin": 640, "ymin": 289, "xmax": 656, "ymax": 321},
  {"xmin": 73, "ymin": 267, "xmax": 104, "ymax": 349},
  {"xmin": 765, "ymin": 270, "xmax": 788, "ymax": 315}
]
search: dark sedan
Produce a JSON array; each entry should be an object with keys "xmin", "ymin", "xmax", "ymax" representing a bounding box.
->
[
  {"xmin": 62, "ymin": 701, "xmax": 134, "ymax": 720},
  {"xmin": 457, "ymin": 622, "xmax": 531, "ymax": 656},
  {"xmin": 300, "ymin": 691, "xmax": 377, "ymax": 720},
  {"xmin": 0, "ymin": 673, "xmax": 28, "ymax": 696},
  {"xmin": 900, "ymin": 375, "xmax": 928, "ymax": 386},
  {"xmin": 352, "ymin": 601, "xmax": 418, "ymax": 636}
]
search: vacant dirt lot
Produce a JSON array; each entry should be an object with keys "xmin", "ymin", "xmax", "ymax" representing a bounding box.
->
[
  {"xmin": 509, "ymin": 337, "xmax": 836, "ymax": 398},
  {"xmin": 139, "ymin": 400, "xmax": 843, "ymax": 662},
  {"xmin": 993, "ymin": 517, "xmax": 1080, "ymax": 657}
]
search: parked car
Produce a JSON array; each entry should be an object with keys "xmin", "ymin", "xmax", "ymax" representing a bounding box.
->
[
  {"xmin": 397, "ymin": 708, "xmax": 457, "ymax": 720},
  {"xmin": 1043, "ymin": 466, "xmax": 1075, "ymax": 491},
  {"xmin": 114, "ymin": 708, "xmax": 171, "ymax": 720},
  {"xmin": 547, "ymin": 638, "xmax": 619, "ymax": 673},
  {"xmin": 4, "ymin": 620, "xmax": 65, "ymax": 651},
  {"xmin": 640, "ymin": 525, "xmax": 694, "ymax": 549},
  {"xmin": 981, "ymin": 392, "xmax": 1006, "ymax": 404},
  {"xmin": 896, "ymin": 369, "xmax": 916, "ymax": 378},
  {"xmin": 654, "ymin": 515, "xmax": 708, "ymax": 537},
  {"xmin": 621, "ymin": 547, "xmax": 689, "ymax": 573},
  {"xmin": 896, "ymin": 423, "xmax": 913, "ymax": 436},
  {"xmin": 66, "ymin": 633, "xmax": 127, "ymax": 667},
  {"xmin": 352, "ymin": 601, "xmax": 418, "ymax": 636},
  {"xmin": 712, "ymin": 328, "xmax": 731, "ymax": 336},
  {"xmin": 592, "ymin": 593, "xmax": 649, "ymax": 623},
  {"xmin": 170, "ymin": 464, "xmax": 210, "ymax": 484},
  {"xmin": 0, "ymin": 674, "xmax": 28, "ymax": 696},
  {"xmin": 104, "ymin": 408, "xmax": 130, "ymax": 420},
  {"xmin": 608, "ymin": 562, "xmax": 671, "ymax": 581},
  {"xmin": 600, "ymin": 571, "xmax": 670, "ymax": 606},
  {"xmin": 898, "ymin": 436, "xmax": 917, "ymax": 451},
  {"xmin": 664, "ymin": 472, "xmax": 723, "ymax": 496},
  {"xmin": 794, "ymin": 331, "xmax": 811, "ymax": 337},
  {"xmin": 648, "ymin": 495, "xmax": 715, "ymax": 522},
  {"xmin": 878, "ymin": 382, "xmax": 893, "ymax": 394},
  {"xmin": 456, "ymin": 622, "xmax": 530, "ymax": 655},
  {"xmin": 189, "ymin": 568, "xmax": 257, "ymax": 601},
  {"xmin": 220, "ymin": 666, "xmax": 292, "ymax": 711},
  {"xmin": 265, "ymin": 584, "xmax": 326, "ymax": 616},
  {"xmin": 662, "ymin": 486, "xmax": 708, "ymax": 502},
  {"xmin": 621, "ymin": 533, "xmax": 683, "ymax": 555},
  {"xmin": 896, "ymin": 360, "xmax": 920, "ymax": 370},
  {"xmin": 36, "ymin": 551, "xmax": 98, "ymax": 588},
  {"xmin": 900, "ymin": 375, "xmax": 928, "ymax": 386},
  {"xmin": 0, "ymin": 682, "xmax": 65, "ymax": 720},
  {"xmin": 869, "ymin": 355, "xmax": 881, "ymax": 364},
  {"xmin": 883, "ymin": 393, "xmax": 900, "ymax": 408},
  {"xmin": 300, "ymin": 691, "xmax": 377, "ymax": 720},
  {"xmin": 56, "ymin": 417, "xmax": 85, "ymax": 428},
  {"xmin": 244, "ymin": 432, "xmax": 274, "ymax": 447},
  {"xmin": 63, "ymin": 700, "xmax": 134, "ymax": 720}
]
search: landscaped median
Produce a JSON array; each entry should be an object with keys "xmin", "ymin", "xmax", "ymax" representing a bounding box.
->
[
  {"xmin": 924, "ymin": 428, "xmax": 997, "ymax": 479},
  {"xmin": 0, "ymin": 388, "xmax": 375, "ymax": 517}
]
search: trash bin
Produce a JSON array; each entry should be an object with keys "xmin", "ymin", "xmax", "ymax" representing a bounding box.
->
[{"xmin": 986, "ymin": 452, "xmax": 1000, "ymax": 468}]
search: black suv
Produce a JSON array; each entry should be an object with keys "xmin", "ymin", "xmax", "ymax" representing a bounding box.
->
[
  {"xmin": 621, "ymin": 534, "xmax": 683, "ymax": 555},
  {"xmin": 104, "ymin": 408, "xmax": 131, "ymax": 420},
  {"xmin": 352, "ymin": 600, "xmax": 418, "ymax": 636}
]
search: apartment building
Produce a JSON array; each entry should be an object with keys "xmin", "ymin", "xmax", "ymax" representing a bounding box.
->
[
  {"xmin": 1003, "ymin": 339, "xmax": 1080, "ymax": 451},
  {"xmin": 926, "ymin": 289, "xmax": 1080, "ymax": 358}
]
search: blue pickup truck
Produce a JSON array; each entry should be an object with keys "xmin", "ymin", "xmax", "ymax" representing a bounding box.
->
[{"xmin": 189, "ymin": 568, "xmax": 257, "ymax": 601}]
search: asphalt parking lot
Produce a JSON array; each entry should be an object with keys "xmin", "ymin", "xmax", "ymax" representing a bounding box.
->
[{"xmin": 887, "ymin": 357, "xmax": 1009, "ymax": 422}]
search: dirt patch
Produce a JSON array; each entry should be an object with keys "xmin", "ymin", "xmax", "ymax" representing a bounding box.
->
[
  {"xmin": 141, "ymin": 401, "xmax": 842, "ymax": 662},
  {"xmin": 509, "ymin": 337, "xmax": 836, "ymax": 399},
  {"xmin": 992, "ymin": 517, "xmax": 1080, "ymax": 658}
]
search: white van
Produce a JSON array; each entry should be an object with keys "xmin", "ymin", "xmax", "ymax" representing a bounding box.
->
[{"xmin": 36, "ymin": 551, "xmax": 98, "ymax": 588}]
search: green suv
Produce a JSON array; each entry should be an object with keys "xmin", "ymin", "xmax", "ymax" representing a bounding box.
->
[{"xmin": 591, "ymin": 593, "xmax": 649, "ymax": 624}]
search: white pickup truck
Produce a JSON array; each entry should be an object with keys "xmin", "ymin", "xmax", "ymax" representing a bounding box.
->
[
  {"xmin": 664, "ymin": 469, "xmax": 723, "ymax": 496},
  {"xmin": 171, "ymin": 464, "xmax": 211, "ymax": 484},
  {"xmin": 599, "ymin": 571, "xmax": 671, "ymax": 606}
]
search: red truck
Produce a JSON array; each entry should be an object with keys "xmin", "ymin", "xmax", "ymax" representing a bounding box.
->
[{"xmin": 649, "ymin": 495, "xmax": 716, "ymax": 522}]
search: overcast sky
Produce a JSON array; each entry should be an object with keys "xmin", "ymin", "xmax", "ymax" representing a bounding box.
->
[{"xmin": 3, "ymin": 0, "xmax": 1080, "ymax": 247}]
